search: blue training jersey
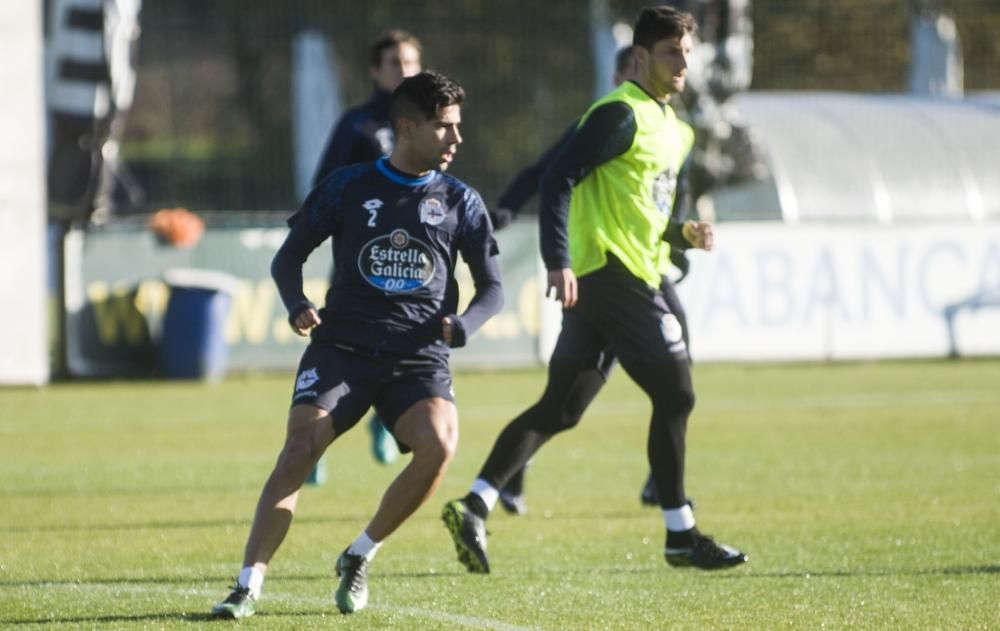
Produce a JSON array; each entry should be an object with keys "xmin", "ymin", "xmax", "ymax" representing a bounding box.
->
[
  {"xmin": 273, "ymin": 158, "xmax": 503, "ymax": 359},
  {"xmin": 312, "ymin": 89, "xmax": 394, "ymax": 188}
]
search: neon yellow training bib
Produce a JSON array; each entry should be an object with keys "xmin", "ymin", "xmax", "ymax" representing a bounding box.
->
[{"xmin": 568, "ymin": 82, "xmax": 694, "ymax": 287}]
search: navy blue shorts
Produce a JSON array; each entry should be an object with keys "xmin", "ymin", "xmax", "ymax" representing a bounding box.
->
[
  {"xmin": 552, "ymin": 256, "xmax": 689, "ymax": 365},
  {"xmin": 290, "ymin": 342, "xmax": 454, "ymax": 450}
]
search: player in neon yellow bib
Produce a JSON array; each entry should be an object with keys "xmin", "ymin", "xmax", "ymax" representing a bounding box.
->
[
  {"xmin": 568, "ymin": 81, "xmax": 695, "ymax": 288},
  {"xmin": 486, "ymin": 46, "xmax": 699, "ymax": 515},
  {"xmin": 444, "ymin": 6, "xmax": 748, "ymax": 573}
]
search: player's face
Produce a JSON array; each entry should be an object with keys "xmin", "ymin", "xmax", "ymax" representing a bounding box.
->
[
  {"xmin": 638, "ymin": 33, "xmax": 693, "ymax": 99},
  {"xmin": 372, "ymin": 43, "xmax": 422, "ymax": 92},
  {"xmin": 406, "ymin": 104, "xmax": 462, "ymax": 172}
]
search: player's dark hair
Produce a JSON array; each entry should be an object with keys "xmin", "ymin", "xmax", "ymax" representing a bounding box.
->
[
  {"xmin": 633, "ymin": 6, "xmax": 696, "ymax": 51},
  {"xmin": 369, "ymin": 29, "xmax": 422, "ymax": 68},
  {"xmin": 388, "ymin": 71, "xmax": 465, "ymax": 131},
  {"xmin": 615, "ymin": 45, "xmax": 635, "ymax": 75}
]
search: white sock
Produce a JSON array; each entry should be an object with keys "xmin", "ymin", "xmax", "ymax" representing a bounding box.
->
[
  {"xmin": 470, "ymin": 478, "xmax": 500, "ymax": 511},
  {"xmin": 238, "ymin": 566, "xmax": 264, "ymax": 599},
  {"xmin": 346, "ymin": 530, "xmax": 383, "ymax": 561},
  {"xmin": 663, "ymin": 504, "xmax": 696, "ymax": 532}
]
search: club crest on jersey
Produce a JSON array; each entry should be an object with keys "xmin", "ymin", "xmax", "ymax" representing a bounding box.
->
[
  {"xmin": 363, "ymin": 198, "xmax": 383, "ymax": 211},
  {"xmin": 419, "ymin": 197, "xmax": 447, "ymax": 226},
  {"xmin": 296, "ymin": 367, "xmax": 319, "ymax": 391},
  {"xmin": 358, "ymin": 229, "xmax": 435, "ymax": 293},
  {"xmin": 652, "ymin": 169, "xmax": 678, "ymax": 214}
]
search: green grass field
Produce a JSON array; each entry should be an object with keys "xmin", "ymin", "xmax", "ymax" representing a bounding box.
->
[{"xmin": 1, "ymin": 359, "xmax": 998, "ymax": 629}]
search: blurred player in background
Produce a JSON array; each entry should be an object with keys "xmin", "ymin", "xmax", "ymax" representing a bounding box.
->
[
  {"xmin": 487, "ymin": 44, "xmax": 695, "ymax": 515},
  {"xmin": 313, "ymin": 29, "xmax": 423, "ymax": 184},
  {"xmin": 310, "ymin": 29, "xmax": 423, "ymax": 475},
  {"xmin": 443, "ymin": 6, "xmax": 746, "ymax": 574},
  {"xmin": 212, "ymin": 71, "xmax": 503, "ymax": 618}
]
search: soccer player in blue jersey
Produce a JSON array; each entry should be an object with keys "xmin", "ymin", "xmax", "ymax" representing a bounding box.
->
[
  {"xmin": 212, "ymin": 71, "xmax": 503, "ymax": 618},
  {"xmin": 312, "ymin": 30, "xmax": 423, "ymax": 471},
  {"xmin": 443, "ymin": 6, "xmax": 746, "ymax": 573}
]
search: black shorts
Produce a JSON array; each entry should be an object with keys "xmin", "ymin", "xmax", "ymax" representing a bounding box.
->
[
  {"xmin": 552, "ymin": 256, "xmax": 689, "ymax": 364},
  {"xmin": 290, "ymin": 342, "xmax": 454, "ymax": 448},
  {"xmin": 575, "ymin": 274, "xmax": 688, "ymax": 379}
]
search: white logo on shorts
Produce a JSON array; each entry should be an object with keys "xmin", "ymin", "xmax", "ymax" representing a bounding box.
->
[
  {"xmin": 661, "ymin": 313, "xmax": 684, "ymax": 345},
  {"xmin": 296, "ymin": 367, "xmax": 319, "ymax": 391}
]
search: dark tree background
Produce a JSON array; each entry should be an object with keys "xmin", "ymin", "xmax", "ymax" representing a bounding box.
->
[{"xmin": 121, "ymin": 0, "xmax": 1000, "ymax": 214}]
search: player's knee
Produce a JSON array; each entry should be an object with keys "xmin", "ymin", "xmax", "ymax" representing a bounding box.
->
[
  {"xmin": 657, "ymin": 383, "xmax": 695, "ymax": 420},
  {"xmin": 440, "ymin": 417, "xmax": 460, "ymax": 463},
  {"xmin": 410, "ymin": 406, "xmax": 458, "ymax": 466},
  {"xmin": 283, "ymin": 405, "xmax": 331, "ymax": 463},
  {"xmin": 415, "ymin": 429, "xmax": 456, "ymax": 468},
  {"xmin": 643, "ymin": 374, "xmax": 694, "ymax": 419},
  {"xmin": 677, "ymin": 383, "xmax": 696, "ymax": 416},
  {"xmin": 554, "ymin": 406, "xmax": 585, "ymax": 432},
  {"xmin": 525, "ymin": 398, "xmax": 579, "ymax": 435},
  {"xmin": 277, "ymin": 431, "xmax": 319, "ymax": 476}
]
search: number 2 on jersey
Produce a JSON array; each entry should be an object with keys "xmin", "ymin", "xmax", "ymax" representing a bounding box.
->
[{"xmin": 362, "ymin": 198, "xmax": 383, "ymax": 228}]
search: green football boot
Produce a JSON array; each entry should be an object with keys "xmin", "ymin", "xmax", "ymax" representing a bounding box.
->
[
  {"xmin": 441, "ymin": 499, "xmax": 490, "ymax": 574},
  {"xmin": 211, "ymin": 584, "xmax": 256, "ymax": 619},
  {"xmin": 335, "ymin": 549, "xmax": 369, "ymax": 614},
  {"xmin": 368, "ymin": 413, "xmax": 399, "ymax": 465}
]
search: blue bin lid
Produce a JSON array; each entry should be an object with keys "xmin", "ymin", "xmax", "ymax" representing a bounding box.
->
[{"xmin": 162, "ymin": 268, "xmax": 241, "ymax": 294}]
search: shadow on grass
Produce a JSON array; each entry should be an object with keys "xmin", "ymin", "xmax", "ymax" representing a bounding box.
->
[
  {"xmin": 9, "ymin": 565, "xmax": 995, "ymax": 590},
  {"xmin": 703, "ymin": 564, "xmax": 1000, "ymax": 579},
  {"xmin": 477, "ymin": 511, "xmax": 650, "ymax": 523},
  {"xmin": 510, "ymin": 564, "xmax": 1000, "ymax": 579},
  {"xmin": 0, "ymin": 568, "xmax": 466, "ymax": 588},
  {"xmin": 0, "ymin": 576, "xmax": 234, "ymax": 588},
  {"xmin": 1, "ymin": 610, "xmax": 331, "ymax": 626},
  {"xmin": 0, "ymin": 513, "xmax": 366, "ymax": 534},
  {"xmin": 0, "ymin": 484, "xmax": 255, "ymax": 498}
]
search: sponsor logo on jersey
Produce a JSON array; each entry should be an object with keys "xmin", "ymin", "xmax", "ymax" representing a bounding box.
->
[
  {"xmin": 358, "ymin": 229, "xmax": 435, "ymax": 292},
  {"xmin": 652, "ymin": 168, "xmax": 678, "ymax": 214},
  {"xmin": 419, "ymin": 196, "xmax": 447, "ymax": 226},
  {"xmin": 296, "ymin": 367, "xmax": 319, "ymax": 391}
]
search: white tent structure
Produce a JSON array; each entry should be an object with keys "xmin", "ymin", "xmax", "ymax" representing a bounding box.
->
[{"xmin": 708, "ymin": 92, "xmax": 1000, "ymax": 225}]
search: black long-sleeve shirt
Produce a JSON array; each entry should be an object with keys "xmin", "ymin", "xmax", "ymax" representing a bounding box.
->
[
  {"xmin": 538, "ymin": 93, "xmax": 693, "ymax": 272},
  {"xmin": 495, "ymin": 123, "xmax": 574, "ymax": 214}
]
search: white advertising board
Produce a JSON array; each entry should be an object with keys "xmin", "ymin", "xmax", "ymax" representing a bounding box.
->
[{"xmin": 676, "ymin": 223, "xmax": 1000, "ymax": 361}]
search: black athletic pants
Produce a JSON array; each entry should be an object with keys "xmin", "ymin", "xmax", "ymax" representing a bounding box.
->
[{"xmin": 478, "ymin": 257, "xmax": 695, "ymax": 509}]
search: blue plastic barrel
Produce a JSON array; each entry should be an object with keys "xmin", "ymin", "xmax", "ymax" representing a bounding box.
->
[{"xmin": 159, "ymin": 269, "xmax": 239, "ymax": 380}]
